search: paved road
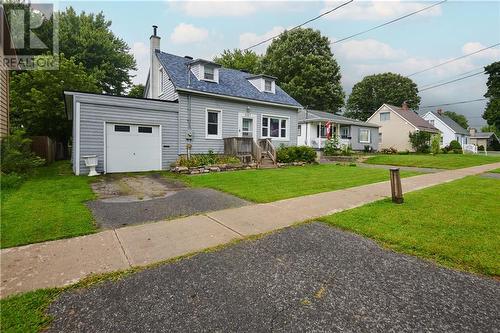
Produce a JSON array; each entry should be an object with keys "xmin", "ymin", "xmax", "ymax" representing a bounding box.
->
[
  {"xmin": 88, "ymin": 188, "xmax": 250, "ymax": 228},
  {"xmin": 47, "ymin": 223, "xmax": 500, "ymax": 332}
]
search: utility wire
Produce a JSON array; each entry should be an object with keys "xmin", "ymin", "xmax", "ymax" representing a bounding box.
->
[
  {"xmin": 419, "ymin": 98, "xmax": 487, "ymax": 108},
  {"xmin": 419, "ymin": 71, "xmax": 485, "ymax": 92},
  {"xmin": 332, "ymin": 0, "xmax": 447, "ymax": 44},
  {"xmin": 243, "ymin": 0, "xmax": 354, "ymax": 51},
  {"xmin": 407, "ymin": 42, "xmax": 500, "ymax": 77},
  {"xmin": 419, "ymin": 66, "xmax": 487, "ymax": 89}
]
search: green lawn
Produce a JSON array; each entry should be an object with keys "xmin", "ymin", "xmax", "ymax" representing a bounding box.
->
[
  {"xmin": 177, "ymin": 164, "xmax": 420, "ymax": 203},
  {"xmin": 319, "ymin": 176, "xmax": 500, "ymax": 276},
  {"xmin": 490, "ymin": 168, "xmax": 500, "ymax": 173},
  {"xmin": 1, "ymin": 162, "xmax": 96, "ymax": 249},
  {"xmin": 365, "ymin": 154, "xmax": 500, "ymax": 169}
]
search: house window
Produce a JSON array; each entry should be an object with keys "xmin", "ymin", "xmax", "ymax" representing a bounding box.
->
[
  {"xmin": 206, "ymin": 109, "xmax": 221, "ymax": 139},
  {"xmin": 380, "ymin": 112, "xmax": 390, "ymax": 121},
  {"xmin": 264, "ymin": 79, "xmax": 272, "ymax": 92},
  {"xmin": 340, "ymin": 126, "xmax": 350, "ymax": 139},
  {"xmin": 138, "ymin": 126, "xmax": 153, "ymax": 134},
  {"xmin": 114, "ymin": 125, "xmax": 130, "ymax": 132},
  {"xmin": 204, "ymin": 65, "xmax": 215, "ymax": 81},
  {"xmin": 316, "ymin": 124, "xmax": 327, "ymax": 138},
  {"xmin": 359, "ymin": 128, "xmax": 371, "ymax": 143},
  {"xmin": 298, "ymin": 125, "xmax": 302, "ymax": 136},
  {"xmin": 262, "ymin": 116, "xmax": 288, "ymax": 139},
  {"xmin": 429, "ymin": 119, "xmax": 435, "ymax": 125}
]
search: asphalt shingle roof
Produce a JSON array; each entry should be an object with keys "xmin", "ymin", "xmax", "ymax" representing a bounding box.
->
[
  {"xmin": 156, "ymin": 51, "xmax": 302, "ymax": 107},
  {"xmin": 471, "ymin": 132, "xmax": 497, "ymax": 139},
  {"xmin": 386, "ymin": 104, "xmax": 440, "ymax": 133},
  {"xmin": 299, "ymin": 109, "xmax": 379, "ymax": 128},
  {"xmin": 431, "ymin": 111, "xmax": 469, "ymax": 135}
]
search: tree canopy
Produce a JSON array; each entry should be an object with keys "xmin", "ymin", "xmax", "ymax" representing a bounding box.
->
[
  {"xmin": 443, "ymin": 111, "xmax": 468, "ymax": 129},
  {"xmin": 38, "ymin": 7, "xmax": 136, "ymax": 95},
  {"xmin": 10, "ymin": 55, "xmax": 100, "ymax": 145},
  {"xmin": 345, "ymin": 73, "xmax": 420, "ymax": 121},
  {"xmin": 213, "ymin": 49, "xmax": 261, "ymax": 74},
  {"xmin": 483, "ymin": 61, "xmax": 500, "ymax": 132},
  {"xmin": 261, "ymin": 28, "xmax": 344, "ymax": 111},
  {"xmin": 128, "ymin": 84, "xmax": 145, "ymax": 98}
]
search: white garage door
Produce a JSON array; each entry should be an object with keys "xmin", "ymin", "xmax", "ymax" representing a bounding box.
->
[{"xmin": 106, "ymin": 123, "xmax": 161, "ymax": 173}]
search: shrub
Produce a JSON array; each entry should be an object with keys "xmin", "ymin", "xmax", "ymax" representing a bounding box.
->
[
  {"xmin": 452, "ymin": 148, "xmax": 463, "ymax": 154},
  {"xmin": 381, "ymin": 147, "xmax": 398, "ymax": 154},
  {"xmin": 363, "ymin": 145, "xmax": 372, "ymax": 153},
  {"xmin": 323, "ymin": 137, "xmax": 339, "ymax": 156},
  {"xmin": 0, "ymin": 130, "xmax": 45, "ymax": 174},
  {"xmin": 449, "ymin": 140, "xmax": 462, "ymax": 150},
  {"xmin": 398, "ymin": 150, "xmax": 410, "ymax": 155},
  {"xmin": 441, "ymin": 147, "xmax": 449, "ymax": 154},
  {"xmin": 1, "ymin": 172, "xmax": 24, "ymax": 190},
  {"xmin": 431, "ymin": 134, "xmax": 441, "ymax": 154},
  {"xmin": 276, "ymin": 145, "xmax": 316, "ymax": 163},
  {"xmin": 340, "ymin": 144, "xmax": 353, "ymax": 156},
  {"xmin": 409, "ymin": 131, "xmax": 432, "ymax": 153},
  {"xmin": 176, "ymin": 151, "xmax": 240, "ymax": 168},
  {"xmin": 478, "ymin": 145, "xmax": 485, "ymax": 151}
]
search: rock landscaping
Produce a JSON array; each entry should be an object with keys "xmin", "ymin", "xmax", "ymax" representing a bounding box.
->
[{"xmin": 171, "ymin": 162, "xmax": 307, "ymax": 174}]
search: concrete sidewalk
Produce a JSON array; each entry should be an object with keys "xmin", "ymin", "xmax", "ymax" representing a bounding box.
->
[{"xmin": 1, "ymin": 162, "xmax": 499, "ymax": 298}]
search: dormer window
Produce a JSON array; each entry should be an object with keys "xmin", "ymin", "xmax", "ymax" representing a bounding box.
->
[
  {"xmin": 264, "ymin": 79, "xmax": 272, "ymax": 92},
  {"xmin": 204, "ymin": 65, "xmax": 215, "ymax": 81},
  {"xmin": 247, "ymin": 74, "xmax": 277, "ymax": 94}
]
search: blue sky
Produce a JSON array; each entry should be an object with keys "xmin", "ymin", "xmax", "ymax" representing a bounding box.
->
[{"xmin": 61, "ymin": 0, "xmax": 500, "ymax": 128}]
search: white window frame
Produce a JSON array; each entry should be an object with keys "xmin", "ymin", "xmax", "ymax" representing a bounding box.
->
[
  {"xmin": 205, "ymin": 108, "xmax": 222, "ymax": 139},
  {"xmin": 261, "ymin": 114, "xmax": 289, "ymax": 141},
  {"xmin": 359, "ymin": 128, "xmax": 371, "ymax": 143},
  {"xmin": 203, "ymin": 64, "xmax": 216, "ymax": 82},
  {"xmin": 264, "ymin": 79, "xmax": 272, "ymax": 92},
  {"xmin": 380, "ymin": 112, "xmax": 390, "ymax": 121}
]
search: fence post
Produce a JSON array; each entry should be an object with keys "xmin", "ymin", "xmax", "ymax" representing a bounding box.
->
[{"xmin": 390, "ymin": 168, "xmax": 404, "ymax": 204}]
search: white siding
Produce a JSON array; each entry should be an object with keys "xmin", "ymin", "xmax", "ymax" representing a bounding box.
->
[{"xmin": 159, "ymin": 69, "xmax": 178, "ymax": 101}]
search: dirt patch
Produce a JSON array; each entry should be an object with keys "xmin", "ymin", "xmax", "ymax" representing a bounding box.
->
[{"xmin": 91, "ymin": 174, "xmax": 186, "ymax": 202}]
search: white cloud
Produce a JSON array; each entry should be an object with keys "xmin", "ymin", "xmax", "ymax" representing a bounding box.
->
[
  {"xmin": 322, "ymin": 0, "xmax": 442, "ymax": 21},
  {"xmin": 334, "ymin": 39, "xmax": 406, "ymax": 60},
  {"xmin": 129, "ymin": 41, "xmax": 149, "ymax": 85},
  {"xmin": 170, "ymin": 23, "xmax": 209, "ymax": 44},
  {"xmin": 168, "ymin": 0, "xmax": 290, "ymax": 17},
  {"xmin": 462, "ymin": 42, "xmax": 500, "ymax": 59},
  {"xmin": 239, "ymin": 26, "xmax": 285, "ymax": 54}
]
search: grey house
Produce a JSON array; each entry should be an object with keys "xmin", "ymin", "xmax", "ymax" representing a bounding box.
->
[
  {"xmin": 297, "ymin": 109, "xmax": 379, "ymax": 151},
  {"xmin": 66, "ymin": 27, "xmax": 301, "ymax": 175}
]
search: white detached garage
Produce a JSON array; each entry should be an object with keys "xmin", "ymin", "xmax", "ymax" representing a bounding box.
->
[{"xmin": 65, "ymin": 91, "xmax": 179, "ymax": 175}]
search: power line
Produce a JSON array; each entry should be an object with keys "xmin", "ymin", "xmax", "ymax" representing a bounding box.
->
[
  {"xmin": 420, "ymin": 98, "xmax": 487, "ymax": 108},
  {"xmin": 243, "ymin": 0, "xmax": 354, "ymax": 51},
  {"xmin": 419, "ymin": 71, "xmax": 485, "ymax": 92},
  {"xmin": 407, "ymin": 42, "xmax": 500, "ymax": 77},
  {"xmin": 332, "ymin": 0, "xmax": 447, "ymax": 44},
  {"xmin": 419, "ymin": 66, "xmax": 486, "ymax": 89}
]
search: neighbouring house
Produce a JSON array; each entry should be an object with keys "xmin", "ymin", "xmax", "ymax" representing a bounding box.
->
[
  {"xmin": 421, "ymin": 109, "xmax": 470, "ymax": 147},
  {"xmin": 0, "ymin": 7, "xmax": 15, "ymax": 139},
  {"xmin": 65, "ymin": 26, "xmax": 301, "ymax": 175},
  {"xmin": 367, "ymin": 103, "xmax": 440, "ymax": 152},
  {"xmin": 469, "ymin": 128, "xmax": 500, "ymax": 150},
  {"xmin": 297, "ymin": 109, "xmax": 379, "ymax": 151}
]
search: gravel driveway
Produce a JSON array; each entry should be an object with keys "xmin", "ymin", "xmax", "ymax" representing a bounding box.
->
[{"xmin": 47, "ymin": 223, "xmax": 499, "ymax": 332}]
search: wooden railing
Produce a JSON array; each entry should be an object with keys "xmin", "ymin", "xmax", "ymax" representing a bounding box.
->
[
  {"xmin": 258, "ymin": 138, "xmax": 277, "ymax": 164},
  {"xmin": 223, "ymin": 137, "xmax": 261, "ymax": 163}
]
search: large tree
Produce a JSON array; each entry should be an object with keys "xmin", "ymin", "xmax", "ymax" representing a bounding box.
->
[
  {"xmin": 345, "ymin": 73, "xmax": 420, "ymax": 121},
  {"xmin": 39, "ymin": 7, "xmax": 136, "ymax": 94},
  {"xmin": 483, "ymin": 61, "xmax": 500, "ymax": 132},
  {"xmin": 261, "ymin": 28, "xmax": 344, "ymax": 111},
  {"xmin": 444, "ymin": 111, "xmax": 468, "ymax": 129},
  {"xmin": 128, "ymin": 84, "xmax": 145, "ymax": 98},
  {"xmin": 214, "ymin": 49, "xmax": 261, "ymax": 74},
  {"xmin": 10, "ymin": 55, "xmax": 99, "ymax": 155}
]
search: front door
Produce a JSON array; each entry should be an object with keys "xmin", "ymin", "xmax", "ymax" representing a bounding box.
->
[{"xmin": 238, "ymin": 114, "xmax": 257, "ymax": 138}]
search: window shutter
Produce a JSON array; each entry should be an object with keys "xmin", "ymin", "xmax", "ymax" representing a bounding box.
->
[{"xmin": 317, "ymin": 125, "xmax": 320, "ymax": 138}]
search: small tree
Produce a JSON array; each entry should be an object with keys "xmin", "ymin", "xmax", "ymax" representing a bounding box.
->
[
  {"xmin": 409, "ymin": 131, "xmax": 431, "ymax": 153},
  {"xmin": 431, "ymin": 134, "xmax": 441, "ymax": 154}
]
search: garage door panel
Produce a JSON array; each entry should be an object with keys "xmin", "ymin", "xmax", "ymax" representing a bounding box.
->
[{"xmin": 106, "ymin": 123, "xmax": 161, "ymax": 173}]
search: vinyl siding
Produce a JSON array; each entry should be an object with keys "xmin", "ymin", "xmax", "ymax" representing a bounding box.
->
[
  {"xmin": 72, "ymin": 93, "xmax": 179, "ymax": 175},
  {"xmin": 350, "ymin": 126, "xmax": 379, "ymax": 151},
  {"xmin": 0, "ymin": 68, "xmax": 9, "ymax": 138},
  {"xmin": 369, "ymin": 105, "xmax": 416, "ymax": 151},
  {"xmin": 178, "ymin": 93, "xmax": 299, "ymax": 154},
  {"xmin": 159, "ymin": 67, "xmax": 178, "ymax": 101}
]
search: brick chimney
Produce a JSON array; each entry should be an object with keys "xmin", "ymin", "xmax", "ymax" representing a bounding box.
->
[
  {"xmin": 402, "ymin": 101, "xmax": 408, "ymax": 111},
  {"xmin": 437, "ymin": 108, "xmax": 443, "ymax": 115},
  {"xmin": 148, "ymin": 25, "xmax": 161, "ymax": 98}
]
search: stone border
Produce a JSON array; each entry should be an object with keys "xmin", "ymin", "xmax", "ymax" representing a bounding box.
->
[{"xmin": 172, "ymin": 162, "xmax": 307, "ymax": 175}]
